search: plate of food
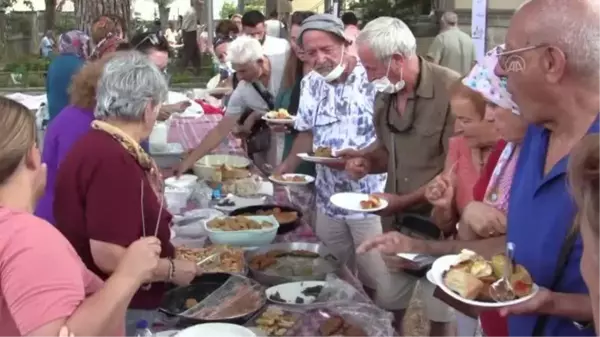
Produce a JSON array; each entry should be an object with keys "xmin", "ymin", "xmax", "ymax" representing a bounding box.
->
[
  {"xmin": 265, "ymin": 281, "xmax": 325, "ymax": 306},
  {"xmin": 297, "ymin": 147, "xmax": 344, "ymax": 164},
  {"xmin": 230, "ymin": 205, "xmax": 303, "ymax": 235},
  {"xmin": 268, "ymin": 174, "xmax": 315, "ymax": 186},
  {"xmin": 246, "ymin": 305, "xmax": 301, "ymax": 336},
  {"xmin": 205, "ymin": 215, "xmax": 279, "ymax": 247},
  {"xmin": 431, "ymin": 249, "xmax": 539, "ymax": 307},
  {"xmin": 329, "ymin": 193, "xmax": 388, "ymax": 213},
  {"xmin": 262, "ymin": 109, "xmax": 297, "ymax": 125}
]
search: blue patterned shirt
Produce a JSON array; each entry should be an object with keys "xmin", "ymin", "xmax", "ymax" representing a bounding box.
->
[{"xmin": 294, "ymin": 64, "xmax": 387, "ymax": 219}]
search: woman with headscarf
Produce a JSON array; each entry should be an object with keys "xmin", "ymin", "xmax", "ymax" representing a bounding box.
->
[
  {"xmin": 45, "ymin": 30, "xmax": 89, "ymax": 123},
  {"xmin": 460, "ymin": 45, "xmax": 527, "ymax": 337},
  {"xmin": 89, "ymin": 16, "xmax": 126, "ymax": 60}
]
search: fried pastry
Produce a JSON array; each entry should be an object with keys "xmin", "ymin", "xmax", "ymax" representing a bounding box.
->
[{"xmin": 444, "ymin": 269, "xmax": 484, "ymax": 300}]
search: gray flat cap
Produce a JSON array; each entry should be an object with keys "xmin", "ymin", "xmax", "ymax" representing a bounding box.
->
[{"xmin": 298, "ymin": 13, "xmax": 350, "ymax": 47}]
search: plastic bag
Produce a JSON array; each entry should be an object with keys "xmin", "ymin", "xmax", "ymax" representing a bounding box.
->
[
  {"xmin": 180, "ymin": 275, "xmax": 264, "ymax": 320},
  {"xmin": 284, "ymin": 274, "xmax": 395, "ymax": 336}
]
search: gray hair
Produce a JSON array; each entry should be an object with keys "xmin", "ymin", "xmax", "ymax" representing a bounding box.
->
[
  {"xmin": 356, "ymin": 17, "xmax": 416, "ymax": 61},
  {"xmin": 95, "ymin": 51, "xmax": 168, "ymax": 121},
  {"xmin": 226, "ymin": 35, "xmax": 263, "ymax": 65}
]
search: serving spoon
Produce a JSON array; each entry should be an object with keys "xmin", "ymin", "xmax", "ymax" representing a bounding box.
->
[{"xmin": 490, "ymin": 242, "xmax": 517, "ymax": 302}]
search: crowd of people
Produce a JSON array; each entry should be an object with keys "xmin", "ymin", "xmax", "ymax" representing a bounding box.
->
[{"xmin": 1, "ymin": 0, "xmax": 599, "ymax": 336}]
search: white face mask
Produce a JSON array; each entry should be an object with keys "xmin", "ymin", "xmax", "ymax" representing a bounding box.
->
[
  {"xmin": 321, "ymin": 45, "xmax": 346, "ymax": 82},
  {"xmin": 372, "ymin": 57, "xmax": 405, "ymax": 93}
]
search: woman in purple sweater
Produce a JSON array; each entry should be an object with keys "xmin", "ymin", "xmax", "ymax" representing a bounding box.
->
[{"xmin": 35, "ymin": 56, "xmax": 114, "ymax": 224}]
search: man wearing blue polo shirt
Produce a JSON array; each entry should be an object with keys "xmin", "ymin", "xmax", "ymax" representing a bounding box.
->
[{"xmin": 492, "ymin": 0, "xmax": 599, "ymax": 335}]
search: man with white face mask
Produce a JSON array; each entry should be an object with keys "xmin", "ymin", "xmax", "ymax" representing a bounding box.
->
[
  {"xmin": 273, "ymin": 14, "xmax": 404, "ymax": 325},
  {"xmin": 338, "ymin": 17, "xmax": 459, "ymax": 335}
]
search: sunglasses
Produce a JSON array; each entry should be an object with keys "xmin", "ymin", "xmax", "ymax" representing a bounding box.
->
[{"xmin": 135, "ymin": 33, "xmax": 161, "ymax": 49}]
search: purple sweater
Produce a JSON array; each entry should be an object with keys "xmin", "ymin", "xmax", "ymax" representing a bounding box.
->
[{"xmin": 35, "ymin": 105, "xmax": 94, "ymax": 224}]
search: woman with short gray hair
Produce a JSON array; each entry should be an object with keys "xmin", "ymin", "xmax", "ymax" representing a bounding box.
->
[{"xmin": 53, "ymin": 51, "xmax": 201, "ymax": 334}]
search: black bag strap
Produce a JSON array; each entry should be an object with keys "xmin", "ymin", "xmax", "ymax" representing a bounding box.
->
[
  {"xmin": 532, "ymin": 228, "xmax": 579, "ymax": 335},
  {"xmin": 251, "ymin": 82, "xmax": 275, "ymax": 111}
]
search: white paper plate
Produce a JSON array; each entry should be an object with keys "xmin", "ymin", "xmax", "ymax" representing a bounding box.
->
[
  {"xmin": 431, "ymin": 254, "xmax": 540, "ymax": 308},
  {"xmin": 266, "ymin": 281, "xmax": 326, "ymax": 306},
  {"xmin": 165, "ymin": 174, "xmax": 198, "ymax": 189},
  {"xmin": 195, "ymin": 154, "xmax": 251, "ymax": 168},
  {"xmin": 268, "ymin": 173, "xmax": 315, "ymax": 186},
  {"xmin": 175, "ymin": 323, "xmax": 256, "ymax": 337},
  {"xmin": 261, "ymin": 115, "xmax": 296, "ymax": 125},
  {"xmin": 297, "ymin": 153, "xmax": 344, "ymax": 164},
  {"xmin": 329, "ymin": 192, "xmax": 389, "ymax": 213},
  {"xmin": 155, "ymin": 330, "xmax": 179, "ymax": 337}
]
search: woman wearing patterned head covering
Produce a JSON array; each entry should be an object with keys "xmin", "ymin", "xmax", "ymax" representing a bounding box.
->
[
  {"xmin": 46, "ymin": 30, "xmax": 90, "ymax": 123},
  {"xmin": 89, "ymin": 16, "xmax": 126, "ymax": 60},
  {"xmin": 460, "ymin": 45, "xmax": 528, "ymax": 337}
]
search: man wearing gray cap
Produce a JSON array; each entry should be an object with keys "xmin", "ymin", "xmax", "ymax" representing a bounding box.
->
[
  {"xmin": 274, "ymin": 14, "xmax": 405, "ymax": 327},
  {"xmin": 427, "ymin": 11, "xmax": 475, "ymax": 75}
]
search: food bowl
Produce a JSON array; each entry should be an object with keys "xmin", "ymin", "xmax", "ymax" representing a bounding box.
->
[
  {"xmin": 204, "ymin": 215, "xmax": 279, "ymax": 247},
  {"xmin": 245, "ymin": 242, "xmax": 342, "ymax": 286},
  {"xmin": 229, "ymin": 204, "xmax": 303, "ymax": 235},
  {"xmin": 159, "ymin": 273, "xmax": 266, "ymax": 328},
  {"xmin": 192, "ymin": 154, "xmax": 251, "ymax": 181},
  {"xmin": 176, "ymin": 323, "xmax": 256, "ymax": 337}
]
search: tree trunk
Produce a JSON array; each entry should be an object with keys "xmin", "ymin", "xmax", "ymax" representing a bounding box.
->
[
  {"xmin": 158, "ymin": 5, "xmax": 169, "ymax": 29},
  {"xmin": 44, "ymin": 0, "xmax": 56, "ymax": 32},
  {"xmin": 74, "ymin": 0, "xmax": 131, "ymax": 37}
]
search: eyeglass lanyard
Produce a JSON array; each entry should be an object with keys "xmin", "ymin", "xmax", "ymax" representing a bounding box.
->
[{"xmin": 140, "ymin": 178, "xmax": 164, "ymax": 291}]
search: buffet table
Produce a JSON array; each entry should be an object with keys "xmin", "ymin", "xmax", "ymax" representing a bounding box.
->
[{"xmin": 158, "ymin": 114, "xmax": 387, "ymax": 335}]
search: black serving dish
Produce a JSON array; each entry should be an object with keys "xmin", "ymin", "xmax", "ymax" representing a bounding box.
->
[
  {"xmin": 229, "ymin": 204, "xmax": 303, "ymax": 235},
  {"xmin": 158, "ymin": 272, "xmax": 265, "ymax": 328}
]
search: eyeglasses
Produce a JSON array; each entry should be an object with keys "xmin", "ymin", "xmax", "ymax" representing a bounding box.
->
[{"xmin": 496, "ymin": 43, "xmax": 548, "ymax": 71}]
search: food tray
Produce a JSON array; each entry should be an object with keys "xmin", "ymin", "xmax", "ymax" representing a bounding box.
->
[
  {"xmin": 245, "ymin": 305, "xmax": 304, "ymax": 336},
  {"xmin": 245, "ymin": 242, "xmax": 342, "ymax": 286},
  {"xmin": 175, "ymin": 245, "xmax": 249, "ymax": 275},
  {"xmin": 287, "ymin": 306, "xmax": 393, "ymax": 337}
]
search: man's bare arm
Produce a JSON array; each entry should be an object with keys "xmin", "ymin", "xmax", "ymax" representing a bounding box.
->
[
  {"xmin": 280, "ymin": 131, "xmax": 313, "ymax": 172},
  {"xmin": 359, "ymin": 140, "xmax": 389, "ymax": 174},
  {"xmin": 417, "ymin": 235, "xmax": 506, "ymax": 259}
]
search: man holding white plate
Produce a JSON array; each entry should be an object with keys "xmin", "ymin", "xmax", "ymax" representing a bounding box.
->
[{"xmin": 273, "ymin": 14, "xmax": 407, "ymax": 321}]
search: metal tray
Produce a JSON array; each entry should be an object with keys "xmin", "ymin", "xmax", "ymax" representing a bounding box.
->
[
  {"xmin": 244, "ymin": 242, "xmax": 342, "ymax": 286},
  {"xmin": 158, "ymin": 272, "xmax": 266, "ymax": 328}
]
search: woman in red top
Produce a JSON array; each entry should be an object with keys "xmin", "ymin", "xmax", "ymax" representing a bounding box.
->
[
  {"xmin": 54, "ymin": 51, "xmax": 201, "ymax": 335},
  {"xmin": 425, "ymin": 79, "xmax": 498, "ymax": 234}
]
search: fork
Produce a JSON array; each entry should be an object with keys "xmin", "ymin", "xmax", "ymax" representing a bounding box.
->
[
  {"xmin": 490, "ymin": 242, "xmax": 516, "ymax": 302},
  {"xmin": 196, "ymin": 246, "xmax": 226, "ymax": 269}
]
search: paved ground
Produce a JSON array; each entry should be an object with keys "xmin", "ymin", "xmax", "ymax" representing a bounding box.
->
[{"xmin": 404, "ymin": 285, "xmax": 429, "ymax": 336}]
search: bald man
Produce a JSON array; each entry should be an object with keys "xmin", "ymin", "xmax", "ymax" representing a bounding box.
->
[
  {"xmin": 492, "ymin": 0, "xmax": 599, "ymax": 335},
  {"xmin": 426, "ymin": 11, "xmax": 475, "ymax": 75}
]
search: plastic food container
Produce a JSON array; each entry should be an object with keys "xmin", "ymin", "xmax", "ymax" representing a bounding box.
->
[{"xmin": 204, "ymin": 215, "xmax": 279, "ymax": 247}]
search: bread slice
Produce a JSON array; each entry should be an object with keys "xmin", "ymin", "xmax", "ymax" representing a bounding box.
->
[{"xmin": 443, "ymin": 269, "xmax": 485, "ymax": 300}]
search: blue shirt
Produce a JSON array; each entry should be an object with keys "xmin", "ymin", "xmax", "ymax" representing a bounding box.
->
[
  {"xmin": 46, "ymin": 54, "xmax": 85, "ymax": 123},
  {"xmin": 294, "ymin": 64, "xmax": 387, "ymax": 219},
  {"xmin": 507, "ymin": 117, "xmax": 599, "ymax": 336}
]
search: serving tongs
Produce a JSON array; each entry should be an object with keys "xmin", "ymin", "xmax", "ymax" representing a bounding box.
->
[
  {"xmin": 196, "ymin": 246, "xmax": 227, "ymax": 269},
  {"xmin": 490, "ymin": 242, "xmax": 517, "ymax": 302}
]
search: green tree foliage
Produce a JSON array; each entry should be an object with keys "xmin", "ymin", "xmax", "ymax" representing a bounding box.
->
[
  {"xmin": 219, "ymin": 0, "xmax": 265, "ymax": 19},
  {"xmin": 350, "ymin": 0, "xmax": 430, "ymax": 26}
]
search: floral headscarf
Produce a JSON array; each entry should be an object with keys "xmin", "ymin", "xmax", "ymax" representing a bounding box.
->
[
  {"xmin": 90, "ymin": 33, "xmax": 124, "ymax": 60},
  {"xmin": 462, "ymin": 44, "xmax": 519, "ymax": 114},
  {"xmin": 463, "ymin": 45, "xmax": 521, "ymax": 213},
  {"xmin": 58, "ymin": 30, "xmax": 90, "ymax": 59}
]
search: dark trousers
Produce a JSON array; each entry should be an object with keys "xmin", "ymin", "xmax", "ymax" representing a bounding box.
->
[{"xmin": 180, "ymin": 30, "xmax": 201, "ymax": 72}]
